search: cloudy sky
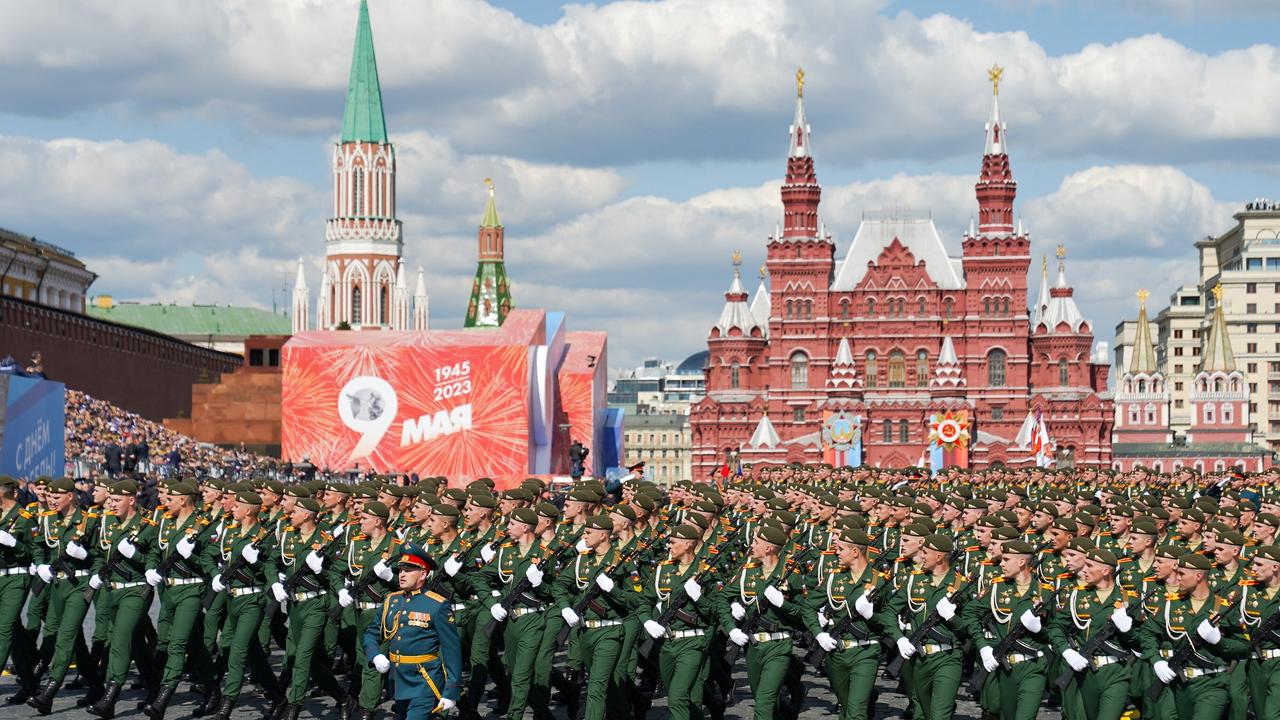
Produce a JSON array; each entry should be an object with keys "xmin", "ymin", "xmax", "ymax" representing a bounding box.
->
[{"xmin": 2, "ymin": 0, "xmax": 1278, "ymax": 373}]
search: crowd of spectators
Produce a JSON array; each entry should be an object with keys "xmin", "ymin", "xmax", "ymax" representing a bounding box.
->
[{"xmin": 65, "ymin": 389, "xmax": 268, "ymax": 479}]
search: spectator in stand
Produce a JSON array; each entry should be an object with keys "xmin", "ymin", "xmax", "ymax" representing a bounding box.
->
[
  {"xmin": 165, "ymin": 442, "xmax": 182, "ymax": 476},
  {"xmin": 104, "ymin": 437, "xmax": 124, "ymax": 478}
]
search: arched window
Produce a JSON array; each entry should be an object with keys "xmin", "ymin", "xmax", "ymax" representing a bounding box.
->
[
  {"xmin": 840, "ymin": 300, "xmax": 849, "ymax": 319},
  {"xmin": 1059, "ymin": 358, "xmax": 1069, "ymax": 386},
  {"xmin": 983, "ymin": 298, "xmax": 991, "ymax": 316},
  {"xmin": 1204, "ymin": 403, "xmax": 1215, "ymax": 424},
  {"xmin": 790, "ymin": 351, "xmax": 809, "ymax": 389},
  {"xmin": 918, "ymin": 298, "xmax": 926, "ymax": 316},
  {"xmin": 987, "ymin": 349, "xmax": 1006, "ymax": 387},
  {"xmin": 916, "ymin": 350, "xmax": 928, "ymax": 386},
  {"xmin": 888, "ymin": 351, "xmax": 906, "ymax": 387},
  {"xmin": 898, "ymin": 420, "xmax": 909, "ymax": 443},
  {"xmin": 380, "ymin": 285, "xmax": 389, "ymax": 324},
  {"xmin": 1138, "ymin": 379, "xmax": 1146, "ymax": 393},
  {"xmin": 1214, "ymin": 378, "xmax": 1223, "ymax": 393},
  {"xmin": 882, "ymin": 420, "xmax": 892, "ymax": 443},
  {"xmin": 867, "ymin": 298, "xmax": 876, "ymax": 316},
  {"xmin": 351, "ymin": 285, "xmax": 362, "ymax": 324},
  {"xmin": 1144, "ymin": 403, "xmax": 1156, "ymax": 424},
  {"xmin": 730, "ymin": 362, "xmax": 740, "ymax": 389},
  {"xmin": 865, "ymin": 352, "xmax": 878, "ymax": 388},
  {"xmin": 897, "ymin": 299, "xmax": 906, "ymax": 318},
  {"xmin": 943, "ymin": 297, "xmax": 954, "ymax": 319},
  {"xmin": 1002, "ymin": 298, "xmax": 1010, "ymax": 316},
  {"xmin": 805, "ymin": 300, "xmax": 814, "ymax": 319},
  {"xmin": 1128, "ymin": 405, "xmax": 1140, "ymax": 424},
  {"xmin": 785, "ymin": 300, "xmax": 793, "ymax": 320},
  {"xmin": 352, "ymin": 167, "xmax": 364, "ymax": 216},
  {"xmin": 1222, "ymin": 403, "xmax": 1233, "ymax": 424}
]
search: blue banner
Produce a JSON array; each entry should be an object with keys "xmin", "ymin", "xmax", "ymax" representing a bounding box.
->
[{"xmin": 0, "ymin": 375, "xmax": 66, "ymax": 479}]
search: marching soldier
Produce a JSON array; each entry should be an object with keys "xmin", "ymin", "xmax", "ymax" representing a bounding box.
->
[
  {"xmin": 334, "ymin": 500, "xmax": 400, "ymax": 720},
  {"xmin": 1242, "ymin": 545, "xmax": 1280, "ymax": 720},
  {"xmin": 0, "ymin": 476, "xmax": 38, "ymax": 702}
]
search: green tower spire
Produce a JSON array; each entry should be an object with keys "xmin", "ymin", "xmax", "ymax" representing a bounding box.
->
[
  {"xmin": 465, "ymin": 179, "xmax": 514, "ymax": 328},
  {"xmin": 341, "ymin": 0, "xmax": 388, "ymax": 144}
]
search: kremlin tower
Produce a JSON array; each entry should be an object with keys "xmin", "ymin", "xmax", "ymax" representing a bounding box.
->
[
  {"xmin": 691, "ymin": 66, "xmax": 1114, "ymax": 474},
  {"xmin": 293, "ymin": 0, "xmax": 428, "ymax": 332},
  {"xmin": 464, "ymin": 180, "xmax": 514, "ymax": 327}
]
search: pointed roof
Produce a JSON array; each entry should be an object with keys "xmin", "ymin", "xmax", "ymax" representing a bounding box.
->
[
  {"xmin": 1037, "ymin": 249, "xmax": 1088, "ymax": 334},
  {"xmin": 984, "ymin": 65, "xmax": 1007, "ymax": 156},
  {"xmin": 1200, "ymin": 284, "xmax": 1237, "ymax": 373},
  {"xmin": 825, "ymin": 337, "xmax": 863, "ymax": 394},
  {"xmin": 341, "ymin": 0, "xmax": 389, "ymax": 144},
  {"xmin": 395, "ymin": 258, "xmax": 407, "ymax": 289},
  {"xmin": 293, "ymin": 257, "xmax": 307, "ymax": 290},
  {"xmin": 1030, "ymin": 255, "xmax": 1049, "ymax": 329},
  {"xmin": 930, "ymin": 336, "xmax": 966, "ymax": 392},
  {"xmin": 748, "ymin": 413, "xmax": 781, "ymax": 449},
  {"xmin": 788, "ymin": 68, "xmax": 812, "ymax": 158},
  {"xmin": 714, "ymin": 259, "xmax": 761, "ymax": 337},
  {"xmin": 835, "ymin": 337, "xmax": 854, "ymax": 365},
  {"xmin": 749, "ymin": 269, "xmax": 770, "ymax": 335},
  {"xmin": 481, "ymin": 179, "xmax": 501, "ymax": 228},
  {"xmin": 1128, "ymin": 290, "xmax": 1158, "ymax": 375},
  {"xmin": 414, "ymin": 267, "xmax": 427, "ymax": 297},
  {"xmin": 939, "ymin": 335, "xmax": 958, "ymax": 366}
]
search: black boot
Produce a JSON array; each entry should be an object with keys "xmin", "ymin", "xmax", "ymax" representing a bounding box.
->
[
  {"xmin": 193, "ymin": 684, "xmax": 222, "ymax": 717},
  {"xmin": 5, "ymin": 670, "xmax": 37, "ymax": 705},
  {"xmin": 143, "ymin": 684, "xmax": 176, "ymax": 720},
  {"xmin": 284, "ymin": 704, "xmax": 302, "ymax": 720},
  {"xmin": 76, "ymin": 680, "xmax": 106, "ymax": 708},
  {"xmin": 211, "ymin": 696, "xmax": 234, "ymax": 720},
  {"xmin": 355, "ymin": 710, "xmax": 376, "ymax": 720},
  {"xmin": 26, "ymin": 678, "xmax": 62, "ymax": 716},
  {"xmin": 335, "ymin": 690, "xmax": 352, "ymax": 720},
  {"xmin": 86, "ymin": 680, "xmax": 123, "ymax": 719}
]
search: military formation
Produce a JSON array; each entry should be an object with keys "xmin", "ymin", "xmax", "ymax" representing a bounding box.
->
[{"xmin": 1, "ymin": 461, "xmax": 1279, "ymax": 720}]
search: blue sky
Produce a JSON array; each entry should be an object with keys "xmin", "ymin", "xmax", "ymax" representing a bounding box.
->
[{"xmin": 0, "ymin": 0, "xmax": 1276, "ymax": 371}]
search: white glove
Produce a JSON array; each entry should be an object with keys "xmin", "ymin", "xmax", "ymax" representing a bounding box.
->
[
  {"xmin": 372, "ymin": 654, "xmax": 391, "ymax": 674},
  {"xmin": 731, "ymin": 601, "xmax": 746, "ymax": 621},
  {"xmin": 763, "ymin": 585, "xmax": 785, "ymax": 608},
  {"xmin": 338, "ymin": 588, "xmax": 353, "ymax": 607},
  {"xmin": 176, "ymin": 536, "xmax": 195, "ymax": 558},
  {"xmin": 374, "ymin": 560, "xmax": 394, "ymax": 581},
  {"xmin": 1063, "ymin": 648, "xmax": 1089, "ymax": 672},
  {"xmin": 683, "ymin": 578, "xmax": 702, "ymax": 603},
  {"xmin": 36, "ymin": 564, "xmax": 53, "ymax": 583},
  {"xmin": 1110, "ymin": 606, "xmax": 1133, "ymax": 633},
  {"xmin": 332, "ymin": 524, "xmax": 345, "ymax": 538},
  {"xmin": 241, "ymin": 544, "xmax": 259, "ymax": 564},
  {"xmin": 576, "ymin": 538, "xmax": 589, "ymax": 552},
  {"xmin": 66, "ymin": 541, "xmax": 88, "ymax": 560},
  {"xmin": 1196, "ymin": 619, "xmax": 1222, "ymax": 645},
  {"xmin": 1153, "ymin": 660, "xmax": 1176, "ymax": 684},
  {"xmin": 272, "ymin": 582, "xmax": 288, "ymax": 603},
  {"xmin": 212, "ymin": 574, "xmax": 225, "ymax": 592},
  {"xmin": 729, "ymin": 628, "xmax": 749, "ymax": 646},
  {"xmin": 595, "ymin": 574, "xmax": 615, "ymax": 593},
  {"xmin": 854, "ymin": 593, "xmax": 874, "ymax": 620},
  {"xmin": 896, "ymin": 637, "xmax": 917, "ymax": 659},
  {"xmin": 490, "ymin": 604, "xmax": 508, "ymax": 621},
  {"xmin": 89, "ymin": 574, "xmax": 103, "ymax": 590},
  {"xmin": 444, "ymin": 556, "xmax": 463, "ymax": 577},
  {"xmin": 1019, "ymin": 609, "xmax": 1042, "ymax": 633},
  {"xmin": 480, "ymin": 544, "xmax": 497, "ymax": 563},
  {"xmin": 561, "ymin": 607, "xmax": 581, "ymax": 627},
  {"xmin": 145, "ymin": 568, "xmax": 162, "ymax": 586},
  {"xmin": 643, "ymin": 620, "xmax": 667, "ymax": 639},
  {"xmin": 118, "ymin": 538, "xmax": 137, "ymax": 559},
  {"xmin": 525, "ymin": 564, "xmax": 544, "ymax": 588},
  {"xmin": 305, "ymin": 550, "xmax": 324, "ymax": 574},
  {"xmin": 816, "ymin": 632, "xmax": 839, "ymax": 652},
  {"xmin": 936, "ymin": 596, "xmax": 957, "ymax": 621},
  {"xmin": 433, "ymin": 698, "xmax": 456, "ymax": 714},
  {"xmin": 0, "ymin": 530, "xmax": 16, "ymax": 547},
  {"xmin": 817, "ymin": 609, "xmax": 829, "ymax": 627},
  {"xmin": 980, "ymin": 645, "xmax": 999, "ymax": 673}
]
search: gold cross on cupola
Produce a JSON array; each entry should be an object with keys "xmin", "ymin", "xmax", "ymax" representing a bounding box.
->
[{"xmin": 1055, "ymin": 244, "xmax": 1066, "ymax": 260}]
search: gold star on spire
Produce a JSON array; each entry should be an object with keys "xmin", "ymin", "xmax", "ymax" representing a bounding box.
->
[
  {"xmin": 796, "ymin": 68, "xmax": 805, "ymax": 98},
  {"xmin": 988, "ymin": 64, "xmax": 1004, "ymax": 96},
  {"xmin": 1137, "ymin": 289, "xmax": 1150, "ymax": 308}
]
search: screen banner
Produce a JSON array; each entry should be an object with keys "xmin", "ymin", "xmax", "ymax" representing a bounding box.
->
[{"xmin": 0, "ymin": 374, "xmax": 66, "ymax": 479}]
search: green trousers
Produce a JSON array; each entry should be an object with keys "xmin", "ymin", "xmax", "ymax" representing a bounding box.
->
[
  {"xmin": 26, "ymin": 580, "xmax": 51, "ymax": 646},
  {"xmin": 658, "ymin": 633, "xmax": 710, "ymax": 720},
  {"xmin": 156, "ymin": 583, "xmax": 214, "ymax": 687},
  {"xmin": 0, "ymin": 574, "xmax": 33, "ymax": 675},
  {"xmin": 349, "ymin": 606, "xmax": 385, "ymax": 710},
  {"xmin": 1173, "ymin": 673, "xmax": 1230, "ymax": 720},
  {"xmin": 91, "ymin": 584, "xmax": 116, "ymax": 643},
  {"xmin": 1249, "ymin": 657, "xmax": 1280, "ymax": 720},
  {"xmin": 501, "ymin": 611, "xmax": 546, "ymax": 720},
  {"xmin": 901, "ymin": 649, "xmax": 962, "ymax": 720},
  {"xmin": 824, "ymin": 643, "xmax": 880, "ymax": 720},
  {"xmin": 1072, "ymin": 662, "xmax": 1130, "ymax": 720},
  {"xmin": 46, "ymin": 577, "xmax": 96, "ymax": 685},
  {"xmin": 202, "ymin": 590, "xmax": 228, "ymax": 658},
  {"xmin": 991, "ymin": 657, "xmax": 1048, "ymax": 720},
  {"xmin": 220, "ymin": 592, "xmax": 274, "ymax": 702},
  {"xmin": 579, "ymin": 623, "xmax": 627, "ymax": 720},
  {"xmin": 283, "ymin": 595, "xmax": 342, "ymax": 703},
  {"xmin": 530, "ymin": 613, "xmax": 565, "ymax": 713},
  {"xmin": 102, "ymin": 585, "xmax": 152, "ymax": 683},
  {"xmin": 745, "ymin": 638, "xmax": 793, "ymax": 720}
]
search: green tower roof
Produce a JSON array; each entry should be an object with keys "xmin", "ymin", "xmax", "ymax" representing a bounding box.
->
[
  {"xmin": 481, "ymin": 180, "xmax": 501, "ymax": 228},
  {"xmin": 341, "ymin": 0, "xmax": 388, "ymax": 144}
]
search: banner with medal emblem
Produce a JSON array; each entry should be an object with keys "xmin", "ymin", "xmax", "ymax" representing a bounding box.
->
[
  {"xmin": 821, "ymin": 411, "xmax": 863, "ymax": 468},
  {"xmin": 927, "ymin": 410, "xmax": 970, "ymax": 475}
]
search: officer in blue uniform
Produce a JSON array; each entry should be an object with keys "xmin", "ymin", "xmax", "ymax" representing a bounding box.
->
[{"xmin": 364, "ymin": 542, "xmax": 463, "ymax": 719}]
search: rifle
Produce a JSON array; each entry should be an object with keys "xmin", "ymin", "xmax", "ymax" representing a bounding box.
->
[
  {"xmin": 1143, "ymin": 592, "xmax": 1243, "ymax": 703},
  {"xmin": 480, "ymin": 531, "xmax": 584, "ymax": 639},
  {"xmin": 1052, "ymin": 583, "xmax": 1162, "ymax": 690},
  {"xmin": 962, "ymin": 546, "xmax": 1060, "ymax": 694},
  {"xmin": 724, "ymin": 553, "xmax": 807, "ymax": 665},
  {"xmin": 202, "ymin": 526, "xmax": 269, "ymax": 611},
  {"xmin": 140, "ymin": 524, "xmax": 202, "ymax": 607},
  {"xmin": 265, "ymin": 528, "xmax": 345, "ymax": 620},
  {"xmin": 555, "ymin": 533, "xmax": 663, "ymax": 648},
  {"xmin": 30, "ymin": 523, "xmax": 90, "ymax": 595},
  {"xmin": 82, "ymin": 520, "xmax": 144, "ymax": 603},
  {"xmin": 884, "ymin": 554, "xmax": 982, "ymax": 680},
  {"xmin": 426, "ymin": 533, "xmax": 505, "ymax": 597},
  {"xmin": 804, "ymin": 546, "xmax": 899, "ymax": 669},
  {"xmin": 636, "ymin": 526, "xmax": 747, "ymax": 659},
  {"xmin": 1248, "ymin": 607, "xmax": 1280, "ymax": 653}
]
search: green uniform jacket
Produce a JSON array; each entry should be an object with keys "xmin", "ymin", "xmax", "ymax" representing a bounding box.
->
[
  {"xmin": 93, "ymin": 513, "xmax": 157, "ymax": 583},
  {"xmin": 803, "ymin": 561, "xmax": 890, "ymax": 643},
  {"xmin": 1138, "ymin": 590, "xmax": 1250, "ymax": 669},
  {"xmin": 206, "ymin": 521, "xmax": 278, "ymax": 590},
  {"xmin": 716, "ymin": 558, "xmax": 805, "ymax": 635},
  {"xmin": 146, "ymin": 511, "xmax": 215, "ymax": 580},
  {"xmin": 278, "ymin": 525, "xmax": 338, "ymax": 594},
  {"xmin": 0, "ymin": 503, "xmax": 36, "ymax": 568},
  {"xmin": 639, "ymin": 558, "xmax": 721, "ymax": 631},
  {"xmin": 40, "ymin": 507, "xmax": 101, "ymax": 576},
  {"xmin": 551, "ymin": 545, "xmax": 641, "ymax": 622},
  {"xmin": 960, "ymin": 576, "xmax": 1055, "ymax": 655},
  {"xmin": 878, "ymin": 567, "xmax": 972, "ymax": 647}
]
